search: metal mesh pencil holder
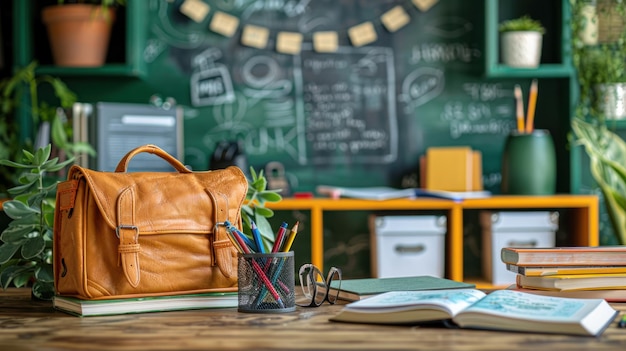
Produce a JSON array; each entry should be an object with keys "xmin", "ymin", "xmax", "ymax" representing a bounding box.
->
[{"xmin": 237, "ymin": 251, "xmax": 296, "ymax": 313}]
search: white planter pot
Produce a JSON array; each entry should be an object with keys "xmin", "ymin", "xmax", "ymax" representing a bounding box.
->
[
  {"xmin": 594, "ymin": 83, "xmax": 626, "ymax": 119},
  {"xmin": 500, "ymin": 31, "xmax": 543, "ymax": 68}
]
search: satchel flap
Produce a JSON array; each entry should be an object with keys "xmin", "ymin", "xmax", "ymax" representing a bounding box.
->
[{"xmin": 68, "ymin": 165, "xmax": 247, "ymax": 233}]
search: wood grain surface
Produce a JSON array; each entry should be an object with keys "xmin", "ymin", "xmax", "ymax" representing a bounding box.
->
[{"xmin": 1, "ymin": 289, "xmax": 626, "ymax": 350}]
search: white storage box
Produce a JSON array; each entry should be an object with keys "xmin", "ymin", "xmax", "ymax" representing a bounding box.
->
[
  {"xmin": 370, "ymin": 215, "xmax": 447, "ymax": 278},
  {"xmin": 481, "ymin": 211, "xmax": 558, "ymax": 286}
]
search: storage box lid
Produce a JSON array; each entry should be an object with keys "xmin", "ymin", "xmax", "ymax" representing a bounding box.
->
[
  {"xmin": 480, "ymin": 211, "xmax": 558, "ymax": 231},
  {"xmin": 372, "ymin": 215, "xmax": 446, "ymax": 235}
]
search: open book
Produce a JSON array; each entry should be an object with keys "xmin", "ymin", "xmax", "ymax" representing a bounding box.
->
[
  {"xmin": 329, "ymin": 289, "xmax": 617, "ymax": 336},
  {"xmin": 316, "ymin": 185, "xmax": 490, "ymax": 201}
]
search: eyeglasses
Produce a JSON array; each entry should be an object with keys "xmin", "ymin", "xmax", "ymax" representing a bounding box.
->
[{"xmin": 297, "ymin": 264, "xmax": 342, "ymax": 307}]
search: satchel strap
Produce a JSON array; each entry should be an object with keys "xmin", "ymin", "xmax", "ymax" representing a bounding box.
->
[
  {"xmin": 117, "ymin": 187, "xmax": 141, "ymax": 288},
  {"xmin": 207, "ymin": 189, "xmax": 236, "ymax": 278},
  {"xmin": 115, "ymin": 144, "xmax": 191, "ymax": 173}
]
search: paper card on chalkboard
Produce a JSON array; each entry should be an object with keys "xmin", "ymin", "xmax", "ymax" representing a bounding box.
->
[
  {"xmin": 277, "ymin": 32, "xmax": 303, "ymax": 55},
  {"xmin": 180, "ymin": 0, "xmax": 210, "ymax": 23},
  {"xmin": 210, "ymin": 11, "xmax": 239, "ymax": 38},
  {"xmin": 348, "ymin": 22, "xmax": 377, "ymax": 47},
  {"xmin": 241, "ymin": 25, "xmax": 269, "ymax": 49},
  {"xmin": 381, "ymin": 6, "xmax": 410, "ymax": 33},
  {"xmin": 313, "ymin": 32, "xmax": 339, "ymax": 53},
  {"xmin": 412, "ymin": 0, "xmax": 439, "ymax": 12}
]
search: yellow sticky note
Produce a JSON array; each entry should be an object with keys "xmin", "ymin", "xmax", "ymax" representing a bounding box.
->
[
  {"xmin": 210, "ymin": 11, "xmax": 239, "ymax": 37},
  {"xmin": 313, "ymin": 31, "xmax": 338, "ymax": 53},
  {"xmin": 180, "ymin": 0, "xmax": 210, "ymax": 23},
  {"xmin": 412, "ymin": 0, "xmax": 438, "ymax": 12},
  {"xmin": 348, "ymin": 22, "xmax": 377, "ymax": 47},
  {"xmin": 381, "ymin": 6, "xmax": 410, "ymax": 32},
  {"xmin": 276, "ymin": 32, "xmax": 303, "ymax": 55},
  {"xmin": 241, "ymin": 25, "xmax": 269, "ymax": 49}
]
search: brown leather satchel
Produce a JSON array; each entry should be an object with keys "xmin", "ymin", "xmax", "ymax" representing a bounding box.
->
[{"xmin": 53, "ymin": 145, "xmax": 247, "ymax": 300}]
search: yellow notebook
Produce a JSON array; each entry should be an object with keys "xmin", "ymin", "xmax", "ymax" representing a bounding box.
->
[{"xmin": 425, "ymin": 146, "xmax": 473, "ymax": 192}]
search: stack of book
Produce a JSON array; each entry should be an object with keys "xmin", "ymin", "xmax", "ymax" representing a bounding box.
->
[
  {"xmin": 53, "ymin": 292, "xmax": 238, "ymax": 317},
  {"xmin": 501, "ymin": 246, "xmax": 626, "ymax": 301}
]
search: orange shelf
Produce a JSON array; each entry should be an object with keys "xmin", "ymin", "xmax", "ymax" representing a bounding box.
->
[{"xmin": 267, "ymin": 195, "xmax": 599, "ymax": 286}]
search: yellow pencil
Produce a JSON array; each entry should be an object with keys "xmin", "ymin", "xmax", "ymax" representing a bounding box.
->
[
  {"xmin": 514, "ymin": 84, "xmax": 525, "ymax": 133},
  {"xmin": 526, "ymin": 79, "xmax": 538, "ymax": 133},
  {"xmin": 281, "ymin": 221, "xmax": 299, "ymax": 252}
]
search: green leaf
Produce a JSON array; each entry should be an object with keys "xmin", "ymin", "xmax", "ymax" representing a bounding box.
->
[
  {"xmin": 257, "ymin": 191, "xmax": 282, "ymax": 203},
  {"xmin": 22, "ymin": 149, "xmax": 34, "ymax": 162},
  {"xmin": 31, "ymin": 280, "xmax": 55, "ymax": 300},
  {"xmin": 7, "ymin": 182, "xmax": 36, "ymax": 196},
  {"xmin": 251, "ymin": 177, "xmax": 267, "ymax": 192},
  {"xmin": 46, "ymin": 157, "xmax": 75, "ymax": 172},
  {"xmin": 22, "ymin": 236, "xmax": 46, "ymax": 259},
  {"xmin": 0, "ymin": 159, "xmax": 33, "ymax": 168},
  {"xmin": 6, "ymin": 214, "xmax": 39, "ymax": 226},
  {"xmin": 254, "ymin": 206, "xmax": 274, "ymax": 218},
  {"xmin": 33, "ymin": 144, "xmax": 51, "ymax": 166},
  {"xmin": 35, "ymin": 263, "xmax": 54, "ymax": 283},
  {"xmin": 1, "ymin": 225, "xmax": 34, "ymax": 243},
  {"xmin": 18, "ymin": 172, "xmax": 39, "ymax": 184},
  {"xmin": 0, "ymin": 243, "xmax": 20, "ymax": 264},
  {"xmin": 12, "ymin": 271, "xmax": 33, "ymax": 288},
  {"xmin": 51, "ymin": 116, "xmax": 69, "ymax": 150},
  {"xmin": 0, "ymin": 265, "xmax": 21, "ymax": 289},
  {"xmin": 1, "ymin": 200, "xmax": 38, "ymax": 219}
]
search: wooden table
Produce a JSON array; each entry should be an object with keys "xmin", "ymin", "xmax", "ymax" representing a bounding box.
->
[{"xmin": 2, "ymin": 289, "xmax": 626, "ymax": 350}]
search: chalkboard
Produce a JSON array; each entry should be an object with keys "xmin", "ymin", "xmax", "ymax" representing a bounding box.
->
[
  {"xmin": 54, "ymin": 0, "xmax": 571, "ymax": 195},
  {"xmin": 129, "ymin": 0, "xmax": 535, "ymax": 194}
]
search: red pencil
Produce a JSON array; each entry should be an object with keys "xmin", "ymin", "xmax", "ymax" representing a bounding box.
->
[{"xmin": 270, "ymin": 222, "xmax": 289, "ymax": 253}]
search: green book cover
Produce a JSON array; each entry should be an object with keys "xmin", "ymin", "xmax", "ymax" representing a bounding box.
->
[{"xmin": 328, "ymin": 276, "xmax": 475, "ymax": 301}]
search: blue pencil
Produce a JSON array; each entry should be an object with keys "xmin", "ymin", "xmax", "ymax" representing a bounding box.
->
[
  {"xmin": 224, "ymin": 221, "xmax": 257, "ymax": 252},
  {"xmin": 250, "ymin": 220, "xmax": 265, "ymax": 253}
]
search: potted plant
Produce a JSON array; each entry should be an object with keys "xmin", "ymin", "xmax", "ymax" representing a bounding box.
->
[
  {"xmin": 499, "ymin": 15, "xmax": 546, "ymax": 68},
  {"xmin": 0, "ymin": 61, "xmax": 95, "ymax": 299},
  {"xmin": 571, "ymin": 0, "xmax": 626, "ymax": 245},
  {"xmin": 0, "ymin": 61, "xmax": 94, "ymax": 197},
  {"xmin": 41, "ymin": 0, "xmax": 126, "ymax": 67},
  {"xmin": 588, "ymin": 49, "xmax": 626, "ymax": 119},
  {"xmin": 0, "ymin": 145, "xmax": 74, "ymax": 300}
]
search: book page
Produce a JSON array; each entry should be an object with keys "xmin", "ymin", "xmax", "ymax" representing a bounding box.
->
[
  {"xmin": 460, "ymin": 290, "xmax": 590, "ymax": 321},
  {"xmin": 343, "ymin": 289, "xmax": 486, "ymax": 317}
]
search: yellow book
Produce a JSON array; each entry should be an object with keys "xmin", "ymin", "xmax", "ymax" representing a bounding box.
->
[
  {"xmin": 517, "ymin": 272, "xmax": 626, "ymax": 291},
  {"xmin": 472, "ymin": 150, "xmax": 483, "ymax": 191},
  {"xmin": 506, "ymin": 264, "xmax": 626, "ymax": 277},
  {"xmin": 425, "ymin": 146, "xmax": 473, "ymax": 192}
]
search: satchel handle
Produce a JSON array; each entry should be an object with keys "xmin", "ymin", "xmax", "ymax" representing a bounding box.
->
[{"xmin": 115, "ymin": 144, "xmax": 191, "ymax": 173}]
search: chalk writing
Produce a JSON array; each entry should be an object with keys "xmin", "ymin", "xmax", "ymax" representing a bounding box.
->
[
  {"xmin": 297, "ymin": 47, "xmax": 397, "ymax": 164},
  {"xmin": 399, "ymin": 67, "xmax": 445, "ymax": 113}
]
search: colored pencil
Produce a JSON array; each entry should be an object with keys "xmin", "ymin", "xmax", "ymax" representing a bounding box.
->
[
  {"xmin": 525, "ymin": 79, "xmax": 538, "ymax": 133},
  {"xmin": 514, "ymin": 84, "xmax": 525, "ymax": 133}
]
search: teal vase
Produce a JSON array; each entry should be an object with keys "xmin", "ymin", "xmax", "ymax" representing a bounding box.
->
[{"xmin": 501, "ymin": 130, "xmax": 556, "ymax": 195}]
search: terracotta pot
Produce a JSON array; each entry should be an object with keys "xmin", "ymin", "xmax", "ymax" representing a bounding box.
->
[{"xmin": 42, "ymin": 4, "xmax": 115, "ymax": 67}]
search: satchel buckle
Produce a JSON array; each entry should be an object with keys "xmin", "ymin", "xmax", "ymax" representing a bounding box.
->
[{"xmin": 116, "ymin": 225, "xmax": 139, "ymax": 239}]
